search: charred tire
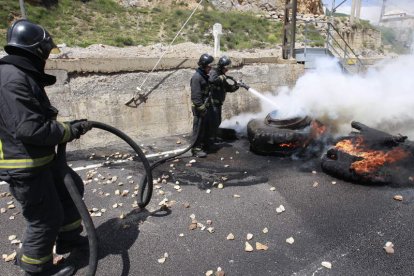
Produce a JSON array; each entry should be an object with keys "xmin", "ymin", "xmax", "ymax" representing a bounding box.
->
[{"xmin": 247, "ymin": 119, "xmax": 311, "ymax": 156}]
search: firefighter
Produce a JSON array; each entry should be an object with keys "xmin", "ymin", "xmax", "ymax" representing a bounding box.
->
[
  {"xmin": 0, "ymin": 19, "xmax": 92, "ymax": 276},
  {"xmin": 208, "ymin": 55, "xmax": 240, "ymax": 144},
  {"xmin": 190, "ymin": 53, "xmax": 214, "ymax": 158}
]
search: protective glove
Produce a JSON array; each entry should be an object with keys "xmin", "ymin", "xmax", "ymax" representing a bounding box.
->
[
  {"xmin": 197, "ymin": 105, "xmax": 207, "ymax": 117},
  {"xmin": 68, "ymin": 119, "xmax": 93, "ymax": 141},
  {"xmin": 237, "ymin": 80, "xmax": 250, "ymax": 90}
]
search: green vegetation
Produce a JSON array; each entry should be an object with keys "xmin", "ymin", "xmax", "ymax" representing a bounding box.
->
[{"xmin": 0, "ymin": 0, "xmax": 282, "ymax": 49}]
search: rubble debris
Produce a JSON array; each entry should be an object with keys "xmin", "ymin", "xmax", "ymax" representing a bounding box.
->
[
  {"xmin": 262, "ymin": 228, "xmax": 269, "ymax": 234},
  {"xmin": 321, "ymin": 261, "xmax": 332, "ymax": 269},
  {"xmin": 286, "ymin": 237, "xmax": 295, "ymax": 244},
  {"xmin": 393, "ymin": 195, "xmax": 403, "ymax": 201},
  {"xmin": 246, "ymin": 233, "xmax": 253, "ymax": 240},
  {"xmin": 276, "ymin": 205, "xmax": 285, "ymax": 214},
  {"xmin": 245, "ymin": 242, "xmax": 254, "ymax": 252},
  {"xmin": 2, "ymin": 251, "xmax": 16, "ymax": 262},
  {"xmin": 384, "ymin": 241, "xmax": 394, "ymax": 254},
  {"xmin": 256, "ymin": 242, "xmax": 268, "ymax": 251},
  {"xmin": 226, "ymin": 233, "xmax": 235, "ymax": 240}
]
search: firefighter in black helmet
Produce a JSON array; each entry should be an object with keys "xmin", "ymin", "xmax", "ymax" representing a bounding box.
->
[
  {"xmin": 208, "ymin": 55, "xmax": 240, "ymax": 145},
  {"xmin": 0, "ymin": 19, "xmax": 92, "ymax": 276},
  {"xmin": 190, "ymin": 53, "xmax": 215, "ymax": 158}
]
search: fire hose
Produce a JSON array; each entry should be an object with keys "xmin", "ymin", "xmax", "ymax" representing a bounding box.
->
[
  {"xmin": 60, "ymin": 80, "xmax": 248, "ymax": 274},
  {"xmin": 58, "ymin": 121, "xmax": 153, "ymax": 276}
]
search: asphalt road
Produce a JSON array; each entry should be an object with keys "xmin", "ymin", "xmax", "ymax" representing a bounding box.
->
[{"xmin": 1, "ymin": 137, "xmax": 414, "ymax": 276}]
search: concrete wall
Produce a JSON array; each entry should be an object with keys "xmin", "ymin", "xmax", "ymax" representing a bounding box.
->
[{"xmin": 45, "ymin": 57, "xmax": 304, "ymax": 150}]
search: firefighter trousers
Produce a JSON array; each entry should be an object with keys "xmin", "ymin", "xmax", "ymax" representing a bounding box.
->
[{"xmin": 6, "ymin": 164, "xmax": 84, "ymax": 273}]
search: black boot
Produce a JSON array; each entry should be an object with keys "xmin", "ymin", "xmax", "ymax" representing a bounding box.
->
[
  {"xmin": 24, "ymin": 264, "xmax": 75, "ymax": 276},
  {"xmin": 55, "ymin": 236, "xmax": 89, "ymax": 255}
]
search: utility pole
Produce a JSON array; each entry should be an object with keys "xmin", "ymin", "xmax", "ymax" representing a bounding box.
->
[
  {"xmin": 379, "ymin": 0, "xmax": 387, "ymax": 23},
  {"xmin": 350, "ymin": 0, "xmax": 361, "ymax": 24},
  {"xmin": 19, "ymin": 0, "xmax": 27, "ymax": 19}
]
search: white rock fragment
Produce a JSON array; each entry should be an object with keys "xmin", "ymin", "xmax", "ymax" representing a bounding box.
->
[
  {"xmin": 189, "ymin": 159, "xmax": 196, "ymax": 164},
  {"xmin": 270, "ymin": 187, "xmax": 276, "ymax": 191},
  {"xmin": 224, "ymin": 165, "xmax": 229, "ymax": 168},
  {"xmin": 262, "ymin": 227, "xmax": 269, "ymax": 234},
  {"xmin": 276, "ymin": 205, "xmax": 286, "ymax": 214},
  {"xmin": 205, "ymin": 270, "xmax": 214, "ymax": 276},
  {"xmin": 246, "ymin": 233, "xmax": 253, "ymax": 240},
  {"xmin": 158, "ymin": 198, "xmax": 169, "ymax": 206},
  {"xmin": 8, "ymin": 235, "xmax": 17, "ymax": 241},
  {"xmin": 218, "ymin": 183, "xmax": 224, "ymax": 189},
  {"xmin": 321, "ymin": 261, "xmax": 332, "ymax": 269},
  {"xmin": 174, "ymin": 185, "xmax": 181, "ymax": 190},
  {"xmin": 114, "ymin": 190, "xmax": 120, "ymax": 195},
  {"xmin": 393, "ymin": 195, "xmax": 403, "ymax": 201},
  {"xmin": 227, "ymin": 233, "xmax": 235, "ymax": 240},
  {"xmin": 207, "ymin": 227, "xmax": 215, "ymax": 233},
  {"xmin": 313, "ymin": 181, "xmax": 319, "ymax": 187},
  {"xmin": 312, "ymin": 170, "xmax": 317, "ymax": 174},
  {"xmin": 206, "ymin": 189, "xmax": 211, "ymax": 194},
  {"xmin": 245, "ymin": 242, "xmax": 254, "ymax": 252},
  {"xmin": 384, "ymin": 241, "xmax": 395, "ymax": 254},
  {"xmin": 190, "ymin": 214, "xmax": 196, "ymax": 220},
  {"xmin": 331, "ymin": 181, "xmax": 336, "ymax": 185},
  {"xmin": 157, "ymin": 257, "xmax": 166, "ymax": 264},
  {"xmin": 286, "ymin": 237, "xmax": 295, "ymax": 244},
  {"xmin": 179, "ymin": 233, "xmax": 184, "ymax": 237},
  {"xmin": 256, "ymin": 242, "xmax": 268, "ymax": 251},
  {"xmin": 233, "ymin": 194, "xmax": 240, "ymax": 198}
]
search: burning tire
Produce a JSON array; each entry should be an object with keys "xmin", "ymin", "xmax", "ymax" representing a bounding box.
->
[
  {"xmin": 321, "ymin": 121, "xmax": 414, "ymax": 186},
  {"xmin": 247, "ymin": 111, "xmax": 324, "ymax": 156}
]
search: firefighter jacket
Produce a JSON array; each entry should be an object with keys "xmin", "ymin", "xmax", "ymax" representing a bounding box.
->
[
  {"xmin": 190, "ymin": 68, "xmax": 211, "ymax": 112},
  {"xmin": 209, "ymin": 67, "xmax": 239, "ymax": 106},
  {"xmin": 0, "ymin": 55, "xmax": 70, "ymax": 174}
]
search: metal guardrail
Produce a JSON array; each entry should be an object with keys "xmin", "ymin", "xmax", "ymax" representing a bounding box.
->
[{"xmin": 298, "ymin": 19, "xmax": 366, "ymax": 73}]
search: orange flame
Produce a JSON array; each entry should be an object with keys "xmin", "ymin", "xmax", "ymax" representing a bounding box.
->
[
  {"xmin": 335, "ymin": 137, "xmax": 410, "ymax": 174},
  {"xmin": 279, "ymin": 143, "xmax": 296, "ymax": 148}
]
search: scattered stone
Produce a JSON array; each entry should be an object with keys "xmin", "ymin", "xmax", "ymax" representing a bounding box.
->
[
  {"xmin": 331, "ymin": 181, "xmax": 336, "ymax": 185},
  {"xmin": 2, "ymin": 251, "xmax": 16, "ymax": 262},
  {"xmin": 224, "ymin": 165, "xmax": 229, "ymax": 168},
  {"xmin": 245, "ymin": 242, "xmax": 254, "ymax": 252},
  {"xmin": 207, "ymin": 227, "xmax": 215, "ymax": 233},
  {"xmin": 8, "ymin": 235, "xmax": 17, "ymax": 241},
  {"xmin": 206, "ymin": 270, "xmax": 214, "ymax": 276},
  {"xmin": 286, "ymin": 237, "xmax": 295, "ymax": 244},
  {"xmin": 206, "ymin": 220, "xmax": 212, "ymax": 225},
  {"xmin": 262, "ymin": 227, "xmax": 269, "ymax": 234},
  {"xmin": 393, "ymin": 195, "xmax": 403, "ymax": 201},
  {"xmin": 218, "ymin": 183, "xmax": 224, "ymax": 189},
  {"xmin": 53, "ymin": 255, "xmax": 65, "ymax": 265},
  {"xmin": 174, "ymin": 185, "xmax": 181, "ymax": 190},
  {"xmin": 233, "ymin": 194, "xmax": 240, "ymax": 198},
  {"xmin": 0, "ymin": 208, "xmax": 6, "ymax": 214},
  {"xmin": 256, "ymin": 242, "xmax": 268, "ymax": 251},
  {"xmin": 183, "ymin": 203, "xmax": 190, "ymax": 208},
  {"xmin": 270, "ymin": 187, "xmax": 276, "ymax": 191},
  {"xmin": 312, "ymin": 171, "xmax": 317, "ymax": 174},
  {"xmin": 384, "ymin": 241, "xmax": 394, "ymax": 254},
  {"xmin": 179, "ymin": 233, "xmax": 184, "ymax": 237},
  {"xmin": 227, "ymin": 233, "xmax": 235, "ymax": 240},
  {"xmin": 276, "ymin": 205, "xmax": 286, "ymax": 214},
  {"xmin": 312, "ymin": 181, "xmax": 319, "ymax": 187},
  {"xmin": 115, "ymin": 190, "xmax": 120, "ymax": 195},
  {"xmin": 246, "ymin": 233, "xmax": 253, "ymax": 240},
  {"xmin": 189, "ymin": 223, "xmax": 198, "ymax": 230},
  {"xmin": 321, "ymin": 261, "xmax": 332, "ymax": 269},
  {"xmin": 7, "ymin": 204, "xmax": 15, "ymax": 209},
  {"xmin": 206, "ymin": 189, "xmax": 211, "ymax": 194},
  {"xmin": 176, "ymin": 140, "xmax": 181, "ymax": 144},
  {"xmin": 189, "ymin": 159, "xmax": 196, "ymax": 164},
  {"xmin": 158, "ymin": 190, "xmax": 165, "ymax": 195}
]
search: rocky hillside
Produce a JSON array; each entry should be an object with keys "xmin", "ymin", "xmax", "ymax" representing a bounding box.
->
[{"xmin": 118, "ymin": 0, "xmax": 324, "ymax": 18}]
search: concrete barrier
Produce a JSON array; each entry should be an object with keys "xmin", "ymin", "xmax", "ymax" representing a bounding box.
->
[{"xmin": 45, "ymin": 57, "xmax": 304, "ymax": 150}]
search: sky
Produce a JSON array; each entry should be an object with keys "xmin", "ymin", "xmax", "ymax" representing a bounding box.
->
[{"xmin": 321, "ymin": 0, "xmax": 414, "ymax": 24}]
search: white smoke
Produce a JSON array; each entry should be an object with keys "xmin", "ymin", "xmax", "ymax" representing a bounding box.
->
[{"xmin": 222, "ymin": 54, "xmax": 414, "ymax": 139}]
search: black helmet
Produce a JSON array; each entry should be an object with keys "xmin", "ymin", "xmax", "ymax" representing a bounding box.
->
[
  {"xmin": 5, "ymin": 19, "xmax": 57, "ymax": 60},
  {"xmin": 197, "ymin": 53, "xmax": 214, "ymax": 68},
  {"xmin": 218, "ymin": 55, "xmax": 231, "ymax": 68}
]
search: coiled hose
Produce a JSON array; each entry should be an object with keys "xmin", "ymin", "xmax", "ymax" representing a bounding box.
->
[{"xmin": 59, "ymin": 121, "xmax": 153, "ymax": 276}]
